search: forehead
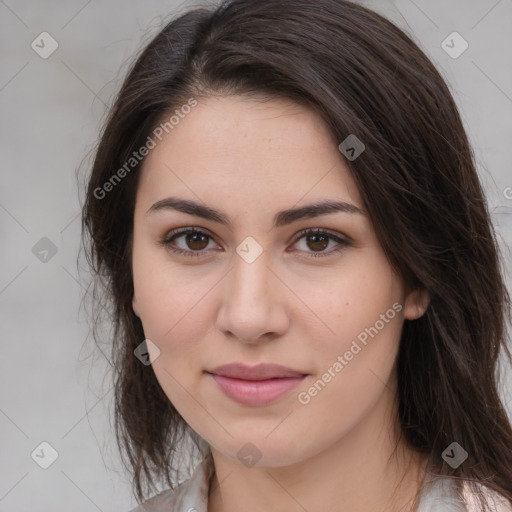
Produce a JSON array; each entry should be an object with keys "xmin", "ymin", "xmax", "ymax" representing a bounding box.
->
[{"xmin": 137, "ymin": 95, "xmax": 362, "ymax": 212}]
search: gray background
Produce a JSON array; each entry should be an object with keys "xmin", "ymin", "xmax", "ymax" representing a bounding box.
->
[{"xmin": 1, "ymin": 0, "xmax": 511, "ymax": 510}]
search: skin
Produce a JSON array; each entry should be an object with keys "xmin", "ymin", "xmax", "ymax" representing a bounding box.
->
[{"xmin": 131, "ymin": 95, "xmax": 430, "ymax": 512}]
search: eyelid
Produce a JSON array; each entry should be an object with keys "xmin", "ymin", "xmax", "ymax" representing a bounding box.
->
[
  {"xmin": 287, "ymin": 228, "xmax": 350, "ymax": 258},
  {"xmin": 290, "ymin": 227, "xmax": 349, "ymax": 245},
  {"xmin": 160, "ymin": 226, "xmax": 350, "ymax": 258},
  {"xmin": 160, "ymin": 226, "xmax": 221, "ymax": 256},
  {"xmin": 162, "ymin": 226, "xmax": 216, "ymax": 243}
]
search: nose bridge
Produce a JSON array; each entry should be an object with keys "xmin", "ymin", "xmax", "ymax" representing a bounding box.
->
[
  {"xmin": 229, "ymin": 247, "xmax": 271, "ymax": 308},
  {"xmin": 216, "ymin": 244, "xmax": 288, "ymax": 342}
]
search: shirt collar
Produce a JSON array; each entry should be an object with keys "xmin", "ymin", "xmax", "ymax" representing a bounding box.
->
[{"xmin": 134, "ymin": 454, "xmax": 215, "ymax": 512}]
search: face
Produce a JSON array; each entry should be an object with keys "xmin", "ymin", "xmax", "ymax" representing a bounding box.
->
[{"xmin": 131, "ymin": 95, "xmax": 428, "ymax": 467}]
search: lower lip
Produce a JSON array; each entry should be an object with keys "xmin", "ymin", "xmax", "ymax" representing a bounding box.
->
[{"xmin": 209, "ymin": 373, "xmax": 306, "ymax": 406}]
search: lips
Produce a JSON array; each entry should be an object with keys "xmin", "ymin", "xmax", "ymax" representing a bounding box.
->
[
  {"xmin": 206, "ymin": 363, "xmax": 307, "ymax": 406},
  {"xmin": 208, "ymin": 363, "xmax": 306, "ymax": 380}
]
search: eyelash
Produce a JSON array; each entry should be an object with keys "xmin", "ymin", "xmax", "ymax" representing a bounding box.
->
[{"xmin": 159, "ymin": 227, "xmax": 350, "ymax": 259}]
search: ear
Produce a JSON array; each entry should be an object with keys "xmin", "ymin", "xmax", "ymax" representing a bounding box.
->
[
  {"xmin": 403, "ymin": 287, "xmax": 430, "ymax": 320},
  {"xmin": 132, "ymin": 294, "xmax": 140, "ymax": 318}
]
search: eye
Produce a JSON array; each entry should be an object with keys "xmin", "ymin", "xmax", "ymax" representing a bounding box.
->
[
  {"xmin": 160, "ymin": 227, "xmax": 219, "ymax": 258},
  {"xmin": 159, "ymin": 227, "xmax": 350, "ymax": 259},
  {"xmin": 289, "ymin": 228, "xmax": 350, "ymax": 258}
]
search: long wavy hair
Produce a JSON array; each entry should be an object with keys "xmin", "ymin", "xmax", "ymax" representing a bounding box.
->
[{"xmin": 80, "ymin": 0, "xmax": 512, "ymax": 508}]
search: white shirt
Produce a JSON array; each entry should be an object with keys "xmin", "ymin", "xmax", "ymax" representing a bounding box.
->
[{"xmin": 129, "ymin": 456, "xmax": 512, "ymax": 512}]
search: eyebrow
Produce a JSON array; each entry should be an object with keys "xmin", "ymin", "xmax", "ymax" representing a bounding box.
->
[{"xmin": 146, "ymin": 196, "xmax": 365, "ymax": 228}]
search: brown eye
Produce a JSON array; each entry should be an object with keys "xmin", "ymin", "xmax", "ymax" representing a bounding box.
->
[
  {"xmin": 290, "ymin": 228, "xmax": 350, "ymax": 258},
  {"xmin": 185, "ymin": 231, "xmax": 210, "ymax": 251},
  {"xmin": 306, "ymin": 233, "xmax": 329, "ymax": 252},
  {"xmin": 161, "ymin": 228, "xmax": 217, "ymax": 258}
]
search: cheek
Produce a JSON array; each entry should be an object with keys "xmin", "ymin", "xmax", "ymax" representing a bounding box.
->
[
  {"xmin": 132, "ymin": 257, "xmax": 213, "ymax": 412},
  {"xmin": 293, "ymin": 301, "xmax": 403, "ymax": 447},
  {"xmin": 132, "ymin": 245, "xmax": 221, "ymax": 373},
  {"xmin": 293, "ymin": 259, "xmax": 403, "ymax": 355},
  {"xmin": 291, "ymin": 256, "xmax": 404, "ymax": 407},
  {"xmin": 306, "ymin": 293, "xmax": 403, "ymax": 393}
]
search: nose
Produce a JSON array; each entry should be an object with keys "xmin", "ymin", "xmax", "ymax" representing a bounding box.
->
[{"xmin": 215, "ymin": 248, "xmax": 290, "ymax": 344}]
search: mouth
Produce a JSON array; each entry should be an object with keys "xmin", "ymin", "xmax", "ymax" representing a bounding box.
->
[{"xmin": 206, "ymin": 363, "xmax": 308, "ymax": 406}]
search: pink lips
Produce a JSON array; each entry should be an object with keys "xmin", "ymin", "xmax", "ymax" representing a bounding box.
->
[{"xmin": 207, "ymin": 363, "xmax": 307, "ymax": 406}]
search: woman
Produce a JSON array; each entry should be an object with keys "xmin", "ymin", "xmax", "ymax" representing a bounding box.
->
[{"xmin": 81, "ymin": 0, "xmax": 512, "ymax": 510}]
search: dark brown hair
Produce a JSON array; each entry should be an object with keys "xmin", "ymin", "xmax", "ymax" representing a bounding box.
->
[{"xmin": 80, "ymin": 0, "xmax": 512, "ymax": 508}]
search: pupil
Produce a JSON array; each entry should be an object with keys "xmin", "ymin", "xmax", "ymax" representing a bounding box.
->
[
  {"xmin": 308, "ymin": 234, "xmax": 328, "ymax": 251},
  {"xmin": 187, "ymin": 232, "xmax": 208, "ymax": 250}
]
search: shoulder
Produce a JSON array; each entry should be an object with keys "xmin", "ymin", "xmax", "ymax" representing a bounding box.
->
[
  {"xmin": 417, "ymin": 475, "xmax": 512, "ymax": 512},
  {"xmin": 127, "ymin": 456, "xmax": 215, "ymax": 512},
  {"xmin": 461, "ymin": 480, "xmax": 512, "ymax": 512},
  {"xmin": 128, "ymin": 489, "xmax": 174, "ymax": 512}
]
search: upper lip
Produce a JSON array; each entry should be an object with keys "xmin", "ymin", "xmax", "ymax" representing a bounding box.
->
[{"xmin": 207, "ymin": 363, "xmax": 307, "ymax": 380}]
